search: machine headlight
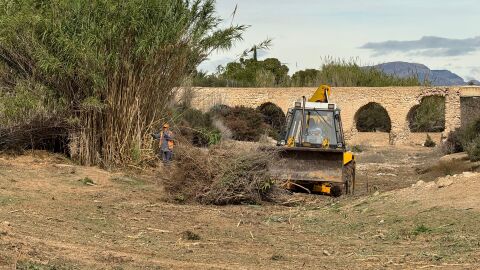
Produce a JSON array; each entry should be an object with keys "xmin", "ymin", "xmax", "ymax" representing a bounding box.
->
[
  {"xmin": 337, "ymin": 143, "xmax": 343, "ymax": 148},
  {"xmin": 280, "ymin": 140, "xmax": 286, "ymax": 146}
]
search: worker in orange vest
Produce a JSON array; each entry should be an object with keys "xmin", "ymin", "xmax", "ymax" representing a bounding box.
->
[{"xmin": 152, "ymin": 123, "xmax": 174, "ymax": 163}]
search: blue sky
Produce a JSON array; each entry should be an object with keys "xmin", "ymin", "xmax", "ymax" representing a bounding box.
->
[{"xmin": 199, "ymin": 0, "xmax": 480, "ymax": 80}]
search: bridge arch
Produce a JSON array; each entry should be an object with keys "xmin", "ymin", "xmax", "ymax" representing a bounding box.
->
[
  {"xmin": 407, "ymin": 95, "xmax": 445, "ymax": 132},
  {"xmin": 354, "ymin": 102, "xmax": 392, "ymax": 132}
]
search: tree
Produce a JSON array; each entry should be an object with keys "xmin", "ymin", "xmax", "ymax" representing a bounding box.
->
[
  {"xmin": 262, "ymin": 58, "xmax": 289, "ymax": 85},
  {"xmin": 291, "ymin": 69, "xmax": 320, "ymax": 87},
  {"xmin": 193, "ymin": 38, "xmax": 288, "ymax": 87},
  {"xmin": 221, "ymin": 58, "xmax": 289, "ymax": 87},
  {"xmin": 197, "ymin": 57, "xmax": 421, "ymax": 88},
  {"xmin": 257, "ymin": 102, "xmax": 286, "ymax": 139},
  {"xmin": 240, "ymin": 39, "xmax": 273, "ymax": 61},
  {"xmin": 408, "ymin": 96, "xmax": 445, "ymax": 132},
  {"xmin": 0, "ymin": 0, "xmax": 245, "ymax": 165}
]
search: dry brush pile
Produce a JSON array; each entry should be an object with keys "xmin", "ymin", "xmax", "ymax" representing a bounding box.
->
[
  {"xmin": 163, "ymin": 142, "xmax": 279, "ymax": 205},
  {"xmin": 0, "ymin": 116, "xmax": 72, "ymax": 153},
  {"xmin": 207, "ymin": 102, "xmax": 286, "ymax": 142}
]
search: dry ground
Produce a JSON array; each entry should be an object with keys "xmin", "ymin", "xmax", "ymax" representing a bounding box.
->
[{"xmin": 0, "ymin": 146, "xmax": 480, "ymax": 270}]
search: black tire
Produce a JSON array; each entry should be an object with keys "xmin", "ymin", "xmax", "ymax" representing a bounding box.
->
[{"xmin": 331, "ymin": 185, "xmax": 342, "ymax": 197}]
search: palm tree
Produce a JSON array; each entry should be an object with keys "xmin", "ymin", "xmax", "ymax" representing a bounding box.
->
[{"xmin": 240, "ymin": 39, "xmax": 273, "ymax": 61}]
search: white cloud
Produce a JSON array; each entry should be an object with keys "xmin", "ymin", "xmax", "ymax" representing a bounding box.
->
[{"xmin": 361, "ymin": 36, "xmax": 480, "ymax": 57}]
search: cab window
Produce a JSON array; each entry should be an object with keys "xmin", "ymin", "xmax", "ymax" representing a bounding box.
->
[{"xmin": 287, "ymin": 109, "xmax": 338, "ymax": 146}]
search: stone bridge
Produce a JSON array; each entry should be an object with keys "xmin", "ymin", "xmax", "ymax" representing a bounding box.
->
[{"xmin": 188, "ymin": 86, "xmax": 480, "ymax": 145}]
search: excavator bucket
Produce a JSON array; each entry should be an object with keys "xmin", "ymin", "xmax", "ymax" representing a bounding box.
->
[{"xmin": 269, "ymin": 147, "xmax": 352, "ymax": 195}]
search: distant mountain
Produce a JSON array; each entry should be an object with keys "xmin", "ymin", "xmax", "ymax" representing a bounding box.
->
[
  {"xmin": 371, "ymin": 61, "xmax": 467, "ymax": 86},
  {"xmin": 429, "ymin": 70, "xmax": 466, "ymax": 86},
  {"xmin": 467, "ymin": 80, "xmax": 480, "ymax": 86}
]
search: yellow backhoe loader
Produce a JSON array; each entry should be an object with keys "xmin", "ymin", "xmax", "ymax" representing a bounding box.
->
[{"xmin": 271, "ymin": 85, "xmax": 355, "ymax": 196}]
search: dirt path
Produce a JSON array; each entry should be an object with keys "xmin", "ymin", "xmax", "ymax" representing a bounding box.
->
[
  {"xmin": 354, "ymin": 145, "xmax": 444, "ymax": 195},
  {"xmin": 1, "ymin": 149, "xmax": 479, "ymax": 269}
]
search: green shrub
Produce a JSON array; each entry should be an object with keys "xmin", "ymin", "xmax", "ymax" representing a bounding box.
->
[
  {"xmin": 209, "ymin": 104, "xmax": 231, "ymax": 116},
  {"xmin": 0, "ymin": 81, "xmax": 66, "ymax": 126},
  {"xmin": 424, "ymin": 134, "xmax": 436, "ymax": 147},
  {"xmin": 317, "ymin": 58, "xmax": 421, "ymax": 87},
  {"xmin": 459, "ymin": 118, "xmax": 480, "ymax": 161},
  {"xmin": 355, "ymin": 103, "xmax": 391, "ymax": 132},
  {"xmin": 181, "ymin": 108, "xmax": 213, "ymax": 129},
  {"xmin": 351, "ymin": 145, "xmax": 365, "ymax": 153},
  {"xmin": 462, "ymin": 118, "xmax": 480, "ymax": 144},
  {"xmin": 196, "ymin": 127, "xmax": 222, "ymax": 146},
  {"xmin": 211, "ymin": 105, "xmax": 266, "ymax": 141},
  {"xmin": 256, "ymin": 102, "xmax": 286, "ymax": 140},
  {"xmin": 413, "ymin": 224, "xmax": 432, "ymax": 235},
  {"xmin": 177, "ymin": 108, "xmax": 221, "ymax": 147},
  {"xmin": 442, "ymin": 130, "xmax": 464, "ymax": 154},
  {"xmin": 466, "ymin": 137, "xmax": 480, "ymax": 162},
  {"xmin": 408, "ymin": 96, "xmax": 445, "ymax": 132},
  {"xmin": 441, "ymin": 118, "xmax": 480, "ymax": 161}
]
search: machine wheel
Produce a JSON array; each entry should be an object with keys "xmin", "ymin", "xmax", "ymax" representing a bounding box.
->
[
  {"xmin": 331, "ymin": 185, "xmax": 342, "ymax": 197},
  {"xmin": 343, "ymin": 161, "xmax": 355, "ymax": 195}
]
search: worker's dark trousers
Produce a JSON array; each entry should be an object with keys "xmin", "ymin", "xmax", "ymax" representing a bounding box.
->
[{"xmin": 162, "ymin": 150, "xmax": 173, "ymax": 163}]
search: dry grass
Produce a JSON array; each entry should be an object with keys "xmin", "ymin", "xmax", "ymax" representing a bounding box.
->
[
  {"xmin": 417, "ymin": 158, "xmax": 479, "ymax": 181},
  {"xmin": 1, "ymin": 146, "xmax": 480, "ymax": 269}
]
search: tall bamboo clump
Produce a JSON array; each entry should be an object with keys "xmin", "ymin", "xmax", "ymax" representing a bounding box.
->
[{"xmin": 0, "ymin": 0, "xmax": 244, "ymax": 166}]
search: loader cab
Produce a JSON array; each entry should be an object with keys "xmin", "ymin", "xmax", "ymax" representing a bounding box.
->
[{"xmin": 280, "ymin": 102, "xmax": 346, "ymax": 149}]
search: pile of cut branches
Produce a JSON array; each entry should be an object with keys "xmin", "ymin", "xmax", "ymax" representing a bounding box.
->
[
  {"xmin": 0, "ymin": 116, "xmax": 74, "ymax": 153},
  {"xmin": 164, "ymin": 142, "xmax": 278, "ymax": 205}
]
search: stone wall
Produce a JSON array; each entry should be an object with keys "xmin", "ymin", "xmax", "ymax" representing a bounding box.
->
[
  {"xmin": 349, "ymin": 132, "xmax": 443, "ymax": 146},
  {"xmin": 189, "ymin": 86, "xmax": 480, "ymax": 145}
]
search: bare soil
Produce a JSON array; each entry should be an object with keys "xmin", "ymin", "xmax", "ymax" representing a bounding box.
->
[{"xmin": 1, "ymin": 146, "xmax": 480, "ymax": 269}]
